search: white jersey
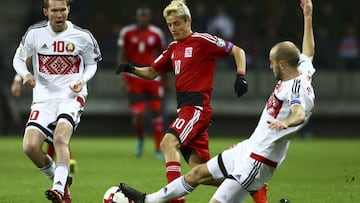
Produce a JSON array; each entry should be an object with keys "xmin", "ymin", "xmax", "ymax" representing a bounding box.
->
[
  {"xmin": 14, "ymin": 21, "xmax": 102, "ymax": 102},
  {"xmin": 249, "ymin": 54, "xmax": 315, "ymax": 166}
]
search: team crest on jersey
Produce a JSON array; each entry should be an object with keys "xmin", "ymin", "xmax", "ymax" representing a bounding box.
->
[
  {"xmin": 147, "ymin": 36, "xmax": 156, "ymax": 45},
  {"xmin": 17, "ymin": 47, "xmax": 26, "ymax": 58},
  {"xmin": 216, "ymin": 38, "xmax": 226, "ymax": 48},
  {"xmin": 184, "ymin": 47, "xmax": 193, "ymax": 58},
  {"xmin": 66, "ymin": 43, "xmax": 75, "ymax": 53}
]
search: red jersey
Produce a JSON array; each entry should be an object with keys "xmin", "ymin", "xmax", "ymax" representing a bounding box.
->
[
  {"xmin": 152, "ymin": 32, "xmax": 233, "ymax": 108},
  {"xmin": 118, "ymin": 24, "xmax": 166, "ymax": 66}
]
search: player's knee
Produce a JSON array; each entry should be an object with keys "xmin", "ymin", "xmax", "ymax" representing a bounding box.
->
[
  {"xmin": 159, "ymin": 139, "xmax": 170, "ymax": 152},
  {"xmin": 160, "ymin": 134, "xmax": 179, "ymax": 152},
  {"xmin": 23, "ymin": 141, "xmax": 40, "ymax": 156},
  {"xmin": 52, "ymin": 135, "xmax": 69, "ymax": 148}
]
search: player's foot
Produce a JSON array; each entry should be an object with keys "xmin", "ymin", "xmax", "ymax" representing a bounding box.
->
[
  {"xmin": 155, "ymin": 151, "xmax": 164, "ymax": 160},
  {"xmin": 119, "ymin": 183, "xmax": 145, "ymax": 203},
  {"xmin": 168, "ymin": 197, "xmax": 186, "ymax": 203},
  {"xmin": 69, "ymin": 159, "xmax": 77, "ymax": 174},
  {"xmin": 45, "ymin": 189, "xmax": 64, "ymax": 203},
  {"xmin": 250, "ymin": 183, "xmax": 268, "ymax": 203},
  {"xmin": 64, "ymin": 176, "xmax": 73, "ymax": 203},
  {"xmin": 134, "ymin": 139, "xmax": 144, "ymax": 157}
]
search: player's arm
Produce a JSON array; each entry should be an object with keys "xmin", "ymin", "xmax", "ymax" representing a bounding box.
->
[
  {"xmin": 116, "ymin": 63, "xmax": 160, "ymax": 80},
  {"xmin": 13, "ymin": 54, "xmax": 35, "ymax": 88},
  {"xmin": 117, "ymin": 45, "xmax": 164, "ymax": 80},
  {"xmin": 267, "ymin": 105, "xmax": 305, "ymax": 130},
  {"xmin": 70, "ymin": 63, "xmax": 97, "ymax": 93},
  {"xmin": 117, "ymin": 45, "xmax": 127, "ymax": 66},
  {"xmin": 230, "ymin": 45, "xmax": 246, "ymax": 75},
  {"xmin": 301, "ymin": 0, "xmax": 314, "ymax": 60},
  {"xmin": 11, "ymin": 74, "xmax": 22, "ymax": 97},
  {"xmin": 230, "ymin": 44, "xmax": 248, "ymax": 97}
]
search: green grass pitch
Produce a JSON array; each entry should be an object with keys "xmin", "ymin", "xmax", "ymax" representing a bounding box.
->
[{"xmin": 0, "ymin": 135, "xmax": 359, "ymax": 203}]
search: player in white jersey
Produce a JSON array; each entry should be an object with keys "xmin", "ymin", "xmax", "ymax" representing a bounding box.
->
[
  {"xmin": 11, "ymin": 73, "xmax": 78, "ymax": 175},
  {"xmin": 12, "ymin": 0, "xmax": 101, "ymax": 202},
  {"xmin": 119, "ymin": 0, "xmax": 315, "ymax": 202}
]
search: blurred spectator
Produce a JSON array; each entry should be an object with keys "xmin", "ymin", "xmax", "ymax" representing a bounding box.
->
[
  {"xmin": 317, "ymin": 2, "xmax": 341, "ymax": 36},
  {"xmin": 207, "ymin": 3, "xmax": 235, "ymax": 40},
  {"xmin": 68, "ymin": 0, "xmax": 94, "ymax": 25},
  {"xmin": 233, "ymin": 2, "xmax": 261, "ymax": 70},
  {"xmin": 0, "ymin": 44, "xmax": 14, "ymax": 134},
  {"xmin": 257, "ymin": 27, "xmax": 280, "ymax": 71},
  {"xmin": 313, "ymin": 25, "xmax": 338, "ymax": 70},
  {"xmin": 92, "ymin": 13, "xmax": 118, "ymax": 68},
  {"xmin": 25, "ymin": 0, "xmax": 46, "ymax": 28},
  {"xmin": 207, "ymin": 3, "xmax": 236, "ymax": 70},
  {"xmin": 191, "ymin": 1, "xmax": 209, "ymax": 32},
  {"xmin": 19, "ymin": 0, "xmax": 360, "ymax": 73},
  {"xmin": 337, "ymin": 23, "xmax": 359, "ymax": 70}
]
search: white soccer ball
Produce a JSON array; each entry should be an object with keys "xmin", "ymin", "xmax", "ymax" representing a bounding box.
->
[{"xmin": 103, "ymin": 186, "xmax": 132, "ymax": 203}]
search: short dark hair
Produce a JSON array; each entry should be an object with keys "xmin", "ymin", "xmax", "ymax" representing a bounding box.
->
[
  {"xmin": 274, "ymin": 41, "xmax": 300, "ymax": 68},
  {"xmin": 43, "ymin": 0, "xmax": 71, "ymax": 9}
]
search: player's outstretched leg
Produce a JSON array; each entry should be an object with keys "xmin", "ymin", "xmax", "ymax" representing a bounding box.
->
[{"xmin": 119, "ymin": 183, "xmax": 145, "ymax": 203}]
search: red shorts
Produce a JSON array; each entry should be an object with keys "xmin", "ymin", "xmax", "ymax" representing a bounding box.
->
[
  {"xmin": 124, "ymin": 75, "xmax": 163, "ymax": 113},
  {"xmin": 167, "ymin": 105, "xmax": 212, "ymax": 161}
]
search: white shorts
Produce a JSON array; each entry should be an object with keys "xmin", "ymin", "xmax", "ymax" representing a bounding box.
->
[
  {"xmin": 207, "ymin": 139, "xmax": 276, "ymax": 192},
  {"xmin": 26, "ymin": 97, "xmax": 84, "ymax": 142}
]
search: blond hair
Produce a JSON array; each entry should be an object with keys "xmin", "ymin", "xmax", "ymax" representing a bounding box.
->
[{"xmin": 163, "ymin": 0, "xmax": 191, "ymax": 19}]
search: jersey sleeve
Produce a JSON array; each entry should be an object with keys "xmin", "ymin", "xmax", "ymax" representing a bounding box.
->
[
  {"xmin": 14, "ymin": 29, "xmax": 35, "ymax": 60},
  {"xmin": 196, "ymin": 33, "xmax": 233, "ymax": 59},
  {"xmin": 288, "ymin": 79, "xmax": 306, "ymax": 109},
  {"xmin": 117, "ymin": 27, "xmax": 126, "ymax": 48},
  {"xmin": 299, "ymin": 54, "xmax": 315, "ymax": 77},
  {"xmin": 151, "ymin": 45, "xmax": 173, "ymax": 74},
  {"xmin": 82, "ymin": 33, "xmax": 102, "ymax": 65}
]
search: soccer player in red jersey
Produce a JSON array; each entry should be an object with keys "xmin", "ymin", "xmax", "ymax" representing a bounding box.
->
[
  {"xmin": 117, "ymin": 6, "xmax": 167, "ymax": 159},
  {"xmin": 116, "ymin": 0, "xmax": 265, "ymax": 202}
]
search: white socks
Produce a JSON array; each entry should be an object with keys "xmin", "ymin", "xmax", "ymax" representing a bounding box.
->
[
  {"xmin": 146, "ymin": 176, "xmax": 194, "ymax": 203},
  {"xmin": 39, "ymin": 154, "xmax": 55, "ymax": 180},
  {"xmin": 52, "ymin": 162, "xmax": 69, "ymax": 195}
]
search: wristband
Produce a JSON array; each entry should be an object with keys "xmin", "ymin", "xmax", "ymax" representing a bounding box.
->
[
  {"xmin": 237, "ymin": 70, "xmax": 246, "ymax": 75},
  {"xmin": 14, "ymin": 74, "xmax": 22, "ymax": 82}
]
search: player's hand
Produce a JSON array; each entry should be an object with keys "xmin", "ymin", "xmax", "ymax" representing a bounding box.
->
[
  {"xmin": 115, "ymin": 62, "xmax": 135, "ymax": 75},
  {"xmin": 70, "ymin": 79, "xmax": 84, "ymax": 93},
  {"xmin": 267, "ymin": 120, "xmax": 288, "ymax": 131},
  {"xmin": 11, "ymin": 80, "xmax": 22, "ymax": 97},
  {"xmin": 300, "ymin": 0, "xmax": 313, "ymax": 17},
  {"xmin": 234, "ymin": 74, "xmax": 248, "ymax": 97},
  {"xmin": 23, "ymin": 74, "xmax": 36, "ymax": 88}
]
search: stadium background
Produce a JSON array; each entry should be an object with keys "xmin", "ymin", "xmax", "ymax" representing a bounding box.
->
[{"xmin": 0, "ymin": 0, "xmax": 359, "ymax": 137}]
